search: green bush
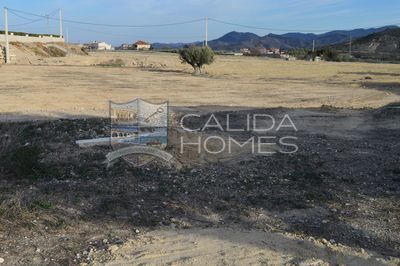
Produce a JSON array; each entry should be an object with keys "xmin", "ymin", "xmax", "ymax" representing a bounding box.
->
[
  {"xmin": 322, "ymin": 47, "xmax": 338, "ymax": 61},
  {"xmin": 179, "ymin": 46, "xmax": 215, "ymax": 75}
]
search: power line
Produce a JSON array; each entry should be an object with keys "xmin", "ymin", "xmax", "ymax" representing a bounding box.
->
[
  {"xmin": 8, "ymin": 8, "xmax": 59, "ymax": 22},
  {"xmin": 209, "ymin": 18, "xmax": 333, "ymax": 32},
  {"xmin": 69, "ymin": 25, "xmax": 207, "ymax": 40},
  {"xmin": 7, "ymin": 8, "xmax": 204, "ymax": 28},
  {"xmin": 4, "ymin": 6, "xmax": 399, "ymax": 38},
  {"xmin": 6, "ymin": 8, "xmax": 59, "ymax": 28},
  {"xmin": 209, "ymin": 18, "xmax": 399, "ymax": 33},
  {"xmin": 7, "ymin": 19, "xmax": 43, "ymax": 27}
]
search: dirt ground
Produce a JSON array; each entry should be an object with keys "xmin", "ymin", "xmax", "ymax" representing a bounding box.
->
[
  {"xmin": 0, "ymin": 50, "xmax": 400, "ymax": 120},
  {"xmin": 0, "ymin": 50, "xmax": 399, "ymax": 265}
]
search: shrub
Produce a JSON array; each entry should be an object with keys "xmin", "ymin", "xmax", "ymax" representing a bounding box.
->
[
  {"xmin": 9, "ymin": 145, "xmax": 43, "ymax": 178},
  {"xmin": 179, "ymin": 46, "xmax": 215, "ymax": 75},
  {"xmin": 322, "ymin": 47, "xmax": 338, "ymax": 61},
  {"xmin": 98, "ymin": 58, "xmax": 125, "ymax": 67},
  {"xmin": 45, "ymin": 46, "xmax": 67, "ymax": 57}
]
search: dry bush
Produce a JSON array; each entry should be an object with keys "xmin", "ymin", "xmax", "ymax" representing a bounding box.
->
[
  {"xmin": 31, "ymin": 46, "xmax": 49, "ymax": 57},
  {"xmin": 97, "ymin": 58, "xmax": 125, "ymax": 67},
  {"xmin": 45, "ymin": 46, "xmax": 67, "ymax": 57},
  {"xmin": 0, "ymin": 191, "xmax": 35, "ymax": 230}
]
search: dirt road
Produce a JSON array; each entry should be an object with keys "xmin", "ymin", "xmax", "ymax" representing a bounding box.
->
[{"xmin": 96, "ymin": 227, "xmax": 388, "ymax": 265}]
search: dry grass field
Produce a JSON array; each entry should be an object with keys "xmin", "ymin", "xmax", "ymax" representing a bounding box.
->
[{"xmin": 0, "ymin": 50, "xmax": 399, "ymax": 120}]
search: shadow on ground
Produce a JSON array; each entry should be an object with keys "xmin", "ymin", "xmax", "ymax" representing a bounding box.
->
[{"xmin": 0, "ymin": 104, "xmax": 399, "ymax": 264}]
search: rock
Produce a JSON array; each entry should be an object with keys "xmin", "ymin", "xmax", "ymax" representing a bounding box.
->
[
  {"xmin": 108, "ymin": 245, "xmax": 119, "ymax": 253},
  {"xmin": 135, "ymin": 229, "xmax": 140, "ymax": 234},
  {"xmin": 298, "ymin": 258, "xmax": 329, "ymax": 266},
  {"xmin": 0, "ymin": 258, "xmax": 4, "ymax": 264},
  {"xmin": 321, "ymin": 238, "xmax": 329, "ymax": 245},
  {"xmin": 190, "ymin": 168, "xmax": 197, "ymax": 174}
]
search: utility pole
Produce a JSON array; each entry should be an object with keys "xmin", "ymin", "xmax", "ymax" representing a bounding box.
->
[
  {"xmin": 66, "ymin": 27, "xmax": 69, "ymax": 43},
  {"xmin": 59, "ymin": 9, "xmax": 63, "ymax": 39},
  {"xmin": 205, "ymin": 17, "xmax": 208, "ymax": 47},
  {"xmin": 312, "ymin": 40, "xmax": 315, "ymax": 53},
  {"xmin": 46, "ymin": 14, "xmax": 50, "ymax": 34},
  {"xmin": 349, "ymin": 35, "xmax": 352, "ymax": 56},
  {"xmin": 4, "ymin": 7, "xmax": 9, "ymax": 64}
]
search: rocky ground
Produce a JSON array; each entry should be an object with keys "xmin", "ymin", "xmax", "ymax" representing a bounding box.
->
[{"xmin": 0, "ymin": 104, "xmax": 399, "ymax": 265}]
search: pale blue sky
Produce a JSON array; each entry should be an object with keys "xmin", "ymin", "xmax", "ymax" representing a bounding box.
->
[{"xmin": 1, "ymin": 0, "xmax": 399, "ymax": 45}]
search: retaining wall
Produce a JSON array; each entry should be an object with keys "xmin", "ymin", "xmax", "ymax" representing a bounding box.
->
[{"xmin": 0, "ymin": 34, "xmax": 64, "ymax": 43}]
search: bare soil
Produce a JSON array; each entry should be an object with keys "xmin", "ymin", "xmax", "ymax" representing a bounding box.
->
[
  {"xmin": 0, "ymin": 51, "xmax": 399, "ymax": 265},
  {"xmin": 0, "ymin": 50, "xmax": 400, "ymax": 121},
  {"xmin": 0, "ymin": 105, "xmax": 399, "ymax": 265}
]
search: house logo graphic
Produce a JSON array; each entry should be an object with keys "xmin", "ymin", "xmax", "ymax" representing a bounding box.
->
[{"xmin": 105, "ymin": 98, "xmax": 178, "ymax": 167}]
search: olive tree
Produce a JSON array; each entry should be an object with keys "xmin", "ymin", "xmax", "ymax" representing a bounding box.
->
[{"xmin": 179, "ymin": 46, "xmax": 215, "ymax": 75}]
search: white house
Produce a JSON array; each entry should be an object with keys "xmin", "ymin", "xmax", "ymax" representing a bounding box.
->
[
  {"xmin": 133, "ymin": 40, "xmax": 151, "ymax": 50},
  {"xmin": 87, "ymin": 41, "xmax": 113, "ymax": 51}
]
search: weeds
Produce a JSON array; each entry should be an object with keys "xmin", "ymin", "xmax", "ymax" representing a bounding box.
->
[
  {"xmin": 0, "ymin": 191, "xmax": 36, "ymax": 229},
  {"xmin": 45, "ymin": 46, "xmax": 67, "ymax": 57},
  {"xmin": 31, "ymin": 199, "xmax": 53, "ymax": 210},
  {"xmin": 8, "ymin": 145, "xmax": 43, "ymax": 178},
  {"xmin": 97, "ymin": 58, "xmax": 125, "ymax": 67}
]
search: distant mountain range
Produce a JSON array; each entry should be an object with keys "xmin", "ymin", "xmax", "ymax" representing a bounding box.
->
[
  {"xmin": 153, "ymin": 25, "xmax": 399, "ymax": 51},
  {"xmin": 331, "ymin": 28, "xmax": 400, "ymax": 61}
]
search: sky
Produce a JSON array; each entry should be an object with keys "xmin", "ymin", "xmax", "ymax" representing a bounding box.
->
[{"xmin": 1, "ymin": 0, "xmax": 399, "ymax": 45}]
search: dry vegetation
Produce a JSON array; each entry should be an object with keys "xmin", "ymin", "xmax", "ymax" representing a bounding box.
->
[
  {"xmin": 0, "ymin": 51, "xmax": 399, "ymax": 120},
  {"xmin": 0, "ymin": 50, "xmax": 399, "ymax": 265}
]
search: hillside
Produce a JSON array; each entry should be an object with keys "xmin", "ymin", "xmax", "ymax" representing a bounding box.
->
[
  {"xmin": 0, "ymin": 42, "xmax": 88, "ymax": 64},
  {"xmin": 153, "ymin": 26, "xmax": 398, "ymax": 50},
  {"xmin": 332, "ymin": 28, "xmax": 400, "ymax": 61}
]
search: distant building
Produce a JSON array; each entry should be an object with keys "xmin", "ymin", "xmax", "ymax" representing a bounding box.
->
[
  {"xmin": 258, "ymin": 47, "xmax": 267, "ymax": 55},
  {"xmin": 86, "ymin": 41, "xmax": 113, "ymax": 51},
  {"xmin": 133, "ymin": 40, "xmax": 151, "ymax": 50},
  {"xmin": 241, "ymin": 47, "xmax": 281, "ymax": 56},
  {"xmin": 269, "ymin": 48, "xmax": 280, "ymax": 54},
  {"xmin": 240, "ymin": 48, "xmax": 250, "ymax": 55},
  {"xmin": 223, "ymin": 52, "xmax": 244, "ymax": 56},
  {"xmin": 116, "ymin": 43, "xmax": 130, "ymax": 50}
]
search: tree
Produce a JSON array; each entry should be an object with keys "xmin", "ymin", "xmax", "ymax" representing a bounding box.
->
[
  {"xmin": 179, "ymin": 46, "xmax": 215, "ymax": 75},
  {"xmin": 288, "ymin": 48, "xmax": 308, "ymax": 60},
  {"xmin": 322, "ymin": 47, "xmax": 338, "ymax": 61}
]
